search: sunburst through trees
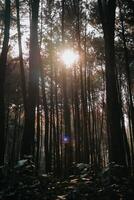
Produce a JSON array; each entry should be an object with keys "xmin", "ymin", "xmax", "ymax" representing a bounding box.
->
[{"xmin": 0, "ymin": 0, "xmax": 134, "ymax": 186}]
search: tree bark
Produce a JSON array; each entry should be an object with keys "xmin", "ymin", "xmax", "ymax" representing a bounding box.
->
[
  {"xmin": 15, "ymin": 0, "xmax": 27, "ymax": 112},
  {"xmin": 21, "ymin": 0, "xmax": 40, "ymax": 156},
  {"xmin": 98, "ymin": 0, "xmax": 127, "ymax": 166},
  {"xmin": 0, "ymin": 0, "xmax": 10, "ymax": 166}
]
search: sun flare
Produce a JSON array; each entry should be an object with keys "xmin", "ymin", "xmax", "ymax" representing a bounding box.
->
[{"xmin": 61, "ymin": 49, "xmax": 79, "ymax": 67}]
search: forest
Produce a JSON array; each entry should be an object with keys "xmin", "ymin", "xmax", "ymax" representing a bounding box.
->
[{"xmin": 0, "ymin": 0, "xmax": 134, "ymax": 199}]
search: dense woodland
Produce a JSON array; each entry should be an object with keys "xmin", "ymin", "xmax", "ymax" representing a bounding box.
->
[{"xmin": 0, "ymin": 0, "xmax": 134, "ymax": 199}]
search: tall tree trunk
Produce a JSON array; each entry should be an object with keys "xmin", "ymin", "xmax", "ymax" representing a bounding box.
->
[
  {"xmin": 16, "ymin": 0, "xmax": 27, "ymax": 112},
  {"xmin": 21, "ymin": 0, "xmax": 40, "ymax": 156},
  {"xmin": 61, "ymin": 0, "xmax": 72, "ymax": 171},
  {"xmin": 40, "ymin": 65, "xmax": 49, "ymax": 173},
  {"xmin": 36, "ymin": 91, "xmax": 40, "ymax": 170},
  {"xmin": 98, "ymin": 0, "xmax": 127, "ymax": 167},
  {"xmin": 16, "ymin": 0, "xmax": 28, "ymax": 159},
  {"xmin": 54, "ymin": 65, "xmax": 60, "ymax": 175},
  {"xmin": 0, "ymin": 0, "xmax": 10, "ymax": 166},
  {"xmin": 118, "ymin": 0, "xmax": 134, "ymax": 170}
]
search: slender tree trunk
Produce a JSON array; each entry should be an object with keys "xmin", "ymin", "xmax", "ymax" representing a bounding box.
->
[
  {"xmin": 54, "ymin": 66, "xmax": 61, "ymax": 175},
  {"xmin": 61, "ymin": 0, "xmax": 72, "ymax": 171},
  {"xmin": 0, "ymin": 0, "xmax": 10, "ymax": 166},
  {"xmin": 16, "ymin": 0, "xmax": 28, "ymax": 159},
  {"xmin": 36, "ymin": 91, "xmax": 40, "ymax": 170},
  {"xmin": 16, "ymin": 0, "xmax": 27, "ymax": 111},
  {"xmin": 21, "ymin": 0, "xmax": 40, "ymax": 156},
  {"xmin": 76, "ymin": 0, "xmax": 89, "ymax": 163},
  {"xmin": 10, "ymin": 105, "xmax": 18, "ymax": 168},
  {"xmin": 41, "ymin": 67, "xmax": 49, "ymax": 173},
  {"xmin": 73, "ymin": 65, "xmax": 81, "ymax": 162}
]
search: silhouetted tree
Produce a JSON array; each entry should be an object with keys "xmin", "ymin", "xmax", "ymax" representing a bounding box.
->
[
  {"xmin": 0, "ymin": 0, "xmax": 10, "ymax": 166},
  {"xmin": 98, "ymin": 0, "xmax": 127, "ymax": 168}
]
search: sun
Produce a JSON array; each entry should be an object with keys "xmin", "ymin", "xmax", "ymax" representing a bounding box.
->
[{"xmin": 60, "ymin": 49, "xmax": 79, "ymax": 67}]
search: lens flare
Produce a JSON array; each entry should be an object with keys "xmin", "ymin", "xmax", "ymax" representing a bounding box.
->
[
  {"xmin": 63, "ymin": 135, "xmax": 70, "ymax": 144},
  {"xmin": 61, "ymin": 49, "xmax": 79, "ymax": 67}
]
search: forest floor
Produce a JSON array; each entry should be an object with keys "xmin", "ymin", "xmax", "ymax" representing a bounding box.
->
[{"xmin": 0, "ymin": 160, "xmax": 134, "ymax": 200}]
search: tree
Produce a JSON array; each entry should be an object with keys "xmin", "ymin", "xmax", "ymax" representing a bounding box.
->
[
  {"xmin": 15, "ymin": 0, "xmax": 27, "ymax": 114},
  {"xmin": 98, "ymin": 0, "xmax": 127, "ymax": 167},
  {"xmin": 0, "ymin": 0, "xmax": 10, "ymax": 166},
  {"xmin": 21, "ymin": 0, "xmax": 40, "ymax": 156}
]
